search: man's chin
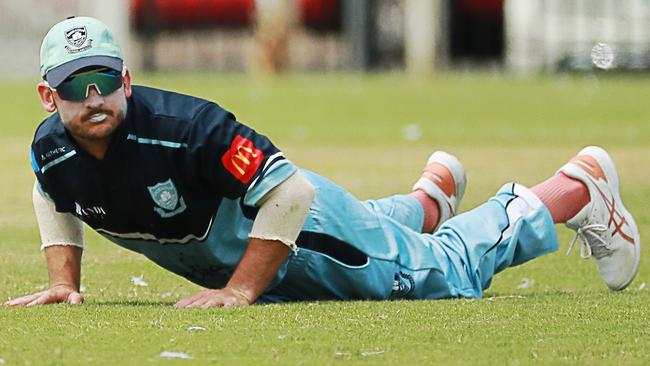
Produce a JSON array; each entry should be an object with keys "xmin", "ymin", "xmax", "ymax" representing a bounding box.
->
[{"xmin": 80, "ymin": 120, "xmax": 120, "ymax": 140}]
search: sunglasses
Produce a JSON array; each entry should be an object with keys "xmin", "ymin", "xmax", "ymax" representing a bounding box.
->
[{"xmin": 50, "ymin": 68, "xmax": 123, "ymax": 102}]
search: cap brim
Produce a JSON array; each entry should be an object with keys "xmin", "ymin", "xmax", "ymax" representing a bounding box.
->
[{"xmin": 45, "ymin": 56, "xmax": 123, "ymax": 87}]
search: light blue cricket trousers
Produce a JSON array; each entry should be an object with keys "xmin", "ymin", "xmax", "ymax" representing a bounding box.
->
[{"xmin": 262, "ymin": 170, "xmax": 559, "ymax": 301}]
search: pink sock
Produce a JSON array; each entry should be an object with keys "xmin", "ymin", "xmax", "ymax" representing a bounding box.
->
[
  {"xmin": 531, "ymin": 173, "xmax": 590, "ymax": 224},
  {"xmin": 410, "ymin": 190, "xmax": 441, "ymax": 233}
]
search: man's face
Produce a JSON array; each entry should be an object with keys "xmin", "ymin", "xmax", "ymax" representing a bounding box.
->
[{"xmin": 37, "ymin": 68, "xmax": 133, "ymax": 143}]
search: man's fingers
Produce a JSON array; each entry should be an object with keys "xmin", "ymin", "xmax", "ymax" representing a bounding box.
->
[
  {"xmin": 67, "ymin": 292, "xmax": 84, "ymax": 305},
  {"xmin": 200, "ymin": 298, "xmax": 231, "ymax": 308},
  {"xmin": 26, "ymin": 293, "xmax": 52, "ymax": 307},
  {"xmin": 4, "ymin": 292, "xmax": 45, "ymax": 307},
  {"xmin": 191, "ymin": 296, "xmax": 221, "ymax": 308},
  {"xmin": 221, "ymin": 298, "xmax": 243, "ymax": 308},
  {"xmin": 174, "ymin": 290, "xmax": 213, "ymax": 308},
  {"xmin": 189, "ymin": 293, "xmax": 240, "ymax": 308},
  {"xmin": 175, "ymin": 288, "xmax": 249, "ymax": 308},
  {"xmin": 181, "ymin": 294, "xmax": 213, "ymax": 308},
  {"xmin": 8, "ymin": 288, "xmax": 83, "ymax": 307},
  {"xmin": 174, "ymin": 292, "xmax": 203, "ymax": 308},
  {"xmin": 174, "ymin": 296, "xmax": 196, "ymax": 308},
  {"xmin": 176, "ymin": 292, "xmax": 225, "ymax": 308},
  {"xmin": 201, "ymin": 295, "xmax": 247, "ymax": 308}
]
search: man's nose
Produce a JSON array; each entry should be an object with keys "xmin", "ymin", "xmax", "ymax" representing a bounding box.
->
[{"xmin": 84, "ymin": 85, "xmax": 104, "ymax": 106}]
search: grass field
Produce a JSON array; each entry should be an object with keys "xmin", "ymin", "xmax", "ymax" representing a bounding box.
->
[{"xmin": 0, "ymin": 73, "xmax": 649, "ymax": 365}]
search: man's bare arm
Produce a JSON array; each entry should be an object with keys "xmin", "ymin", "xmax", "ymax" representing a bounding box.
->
[
  {"xmin": 175, "ymin": 172, "xmax": 315, "ymax": 307},
  {"xmin": 174, "ymin": 238, "xmax": 289, "ymax": 307},
  {"xmin": 5, "ymin": 245, "xmax": 83, "ymax": 306},
  {"xmin": 5, "ymin": 182, "xmax": 85, "ymax": 307}
]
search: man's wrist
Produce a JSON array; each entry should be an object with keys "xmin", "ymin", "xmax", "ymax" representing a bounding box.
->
[
  {"xmin": 224, "ymin": 285, "xmax": 254, "ymax": 304},
  {"xmin": 49, "ymin": 283, "xmax": 79, "ymax": 291}
]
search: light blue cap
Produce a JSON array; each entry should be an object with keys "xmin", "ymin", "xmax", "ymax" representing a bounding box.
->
[{"xmin": 40, "ymin": 16, "xmax": 123, "ymax": 87}]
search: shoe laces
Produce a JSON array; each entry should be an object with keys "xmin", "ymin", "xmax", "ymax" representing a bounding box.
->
[{"xmin": 566, "ymin": 224, "xmax": 612, "ymax": 259}]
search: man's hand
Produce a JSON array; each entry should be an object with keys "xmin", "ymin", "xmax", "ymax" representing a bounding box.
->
[
  {"xmin": 5, "ymin": 285, "xmax": 83, "ymax": 307},
  {"xmin": 174, "ymin": 287, "xmax": 251, "ymax": 308},
  {"xmin": 5, "ymin": 245, "xmax": 83, "ymax": 307},
  {"xmin": 174, "ymin": 238, "xmax": 290, "ymax": 308}
]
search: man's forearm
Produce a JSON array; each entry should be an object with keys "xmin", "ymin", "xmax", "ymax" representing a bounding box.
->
[
  {"xmin": 5, "ymin": 245, "xmax": 84, "ymax": 306},
  {"xmin": 45, "ymin": 245, "xmax": 82, "ymax": 290},
  {"xmin": 225, "ymin": 238, "xmax": 290, "ymax": 303},
  {"xmin": 225, "ymin": 172, "xmax": 313, "ymax": 303}
]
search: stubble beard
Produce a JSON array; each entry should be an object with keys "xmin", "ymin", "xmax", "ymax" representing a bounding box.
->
[{"xmin": 60, "ymin": 97, "xmax": 128, "ymax": 141}]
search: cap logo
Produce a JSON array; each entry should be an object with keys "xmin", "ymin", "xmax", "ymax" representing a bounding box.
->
[
  {"xmin": 65, "ymin": 26, "xmax": 87, "ymax": 47},
  {"xmin": 64, "ymin": 26, "xmax": 93, "ymax": 54}
]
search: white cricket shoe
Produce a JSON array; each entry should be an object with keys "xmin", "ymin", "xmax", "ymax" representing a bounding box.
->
[
  {"xmin": 412, "ymin": 151, "xmax": 467, "ymax": 232},
  {"xmin": 558, "ymin": 146, "xmax": 641, "ymax": 291}
]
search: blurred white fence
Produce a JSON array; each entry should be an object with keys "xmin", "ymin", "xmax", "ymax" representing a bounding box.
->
[
  {"xmin": 506, "ymin": 0, "xmax": 650, "ymax": 72},
  {"xmin": 3, "ymin": 0, "xmax": 649, "ymax": 77}
]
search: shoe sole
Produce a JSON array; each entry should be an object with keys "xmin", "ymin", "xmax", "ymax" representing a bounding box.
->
[
  {"xmin": 427, "ymin": 151, "xmax": 467, "ymax": 212},
  {"xmin": 578, "ymin": 146, "xmax": 642, "ymax": 290}
]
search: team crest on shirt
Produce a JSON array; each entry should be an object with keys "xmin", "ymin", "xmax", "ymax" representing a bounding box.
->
[{"xmin": 147, "ymin": 179, "xmax": 187, "ymax": 218}]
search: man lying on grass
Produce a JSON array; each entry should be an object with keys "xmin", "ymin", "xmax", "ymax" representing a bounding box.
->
[{"xmin": 6, "ymin": 17, "xmax": 641, "ymax": 308}]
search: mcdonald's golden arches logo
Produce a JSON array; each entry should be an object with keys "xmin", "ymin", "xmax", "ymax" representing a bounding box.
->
[{"xmin": 221, "ymin": 135, "xmax": 264, "ymax": 184}]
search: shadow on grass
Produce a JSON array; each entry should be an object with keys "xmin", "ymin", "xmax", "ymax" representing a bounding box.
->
[{"xmin": 89, "ymin": 300, "xmax": 175, "ymax": 307}]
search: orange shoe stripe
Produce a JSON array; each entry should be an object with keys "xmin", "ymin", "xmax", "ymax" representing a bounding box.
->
[
  {"xmin": 570, "ymin": 155, "xmax": 608, "ymax": 183},
  {"xmin": 422, "ymin": 163, "xmax": 455, "ymax": 197},
  {"xmin": 588, "ymin": 176, "xmax": 636, "ymax": 245}
]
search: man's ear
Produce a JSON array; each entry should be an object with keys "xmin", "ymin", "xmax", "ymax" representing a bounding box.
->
[
  {"xmin": 37, "ymin": 82, "xmax": 57, "ymax": 113},
  {"xmin": 122, "ymin": 68, "xmax": 133, "ymax": 97}
]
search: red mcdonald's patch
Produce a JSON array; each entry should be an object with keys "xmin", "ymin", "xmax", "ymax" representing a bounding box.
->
[{"xmin": 221, "ymin": 135, "xmax": 265, "ymax": 184}]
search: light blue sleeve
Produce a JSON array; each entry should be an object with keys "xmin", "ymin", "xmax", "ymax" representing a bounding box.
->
[
  {"xmin": 243, "ymin": 157, "xmax": 298, "ymax": 207},
  {"xmin": 30, "ymin": 147, "xmax": 40, "ymax": 173}
]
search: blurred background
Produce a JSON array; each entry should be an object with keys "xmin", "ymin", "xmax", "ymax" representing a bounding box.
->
[{"xmin": 2, "ymin": 0, "xmax": 650, "ymax": 78}]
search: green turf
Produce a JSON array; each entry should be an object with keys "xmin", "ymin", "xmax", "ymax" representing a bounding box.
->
[{"xmin": 0, "ymin": 73, "xmax": 648, "ymax": 365}]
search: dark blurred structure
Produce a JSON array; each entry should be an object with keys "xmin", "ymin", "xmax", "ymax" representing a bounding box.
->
[
  {"xmin": 343, "ymin": 0, "xmax": 507, "ymax": 71},
  {"xmin": 130, "ymin": 0, "xmax": 342, "ymax": 71},
  {"xmin": 299, "ymin": 0, "xmax": 341, "ymax": 32},
  {"xmin": 3, "ymin": 0, "xmax": 649, "ymax": 77},
  {"xmin": 126, "ymin": 0, "xmax": 650, "ymax": 74},
  {"xmin": 131, "ymin": 0, "xmax": 341, "ymax": 31},
  {"xmin": 128, "ymin": 0, "xmax": 509, "ymax": 72},
  {"xmin": 131, "ymin": 0, "xmax": 256, "ymax": 30},
  {"xmin": 450, "ymin": 0, "xmax": 504, "ymax": 65}
]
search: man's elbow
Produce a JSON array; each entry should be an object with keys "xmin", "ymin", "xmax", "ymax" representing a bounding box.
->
[{"xmin": 290, "ymin": 172, "xmax": 315, "ymax": 209}]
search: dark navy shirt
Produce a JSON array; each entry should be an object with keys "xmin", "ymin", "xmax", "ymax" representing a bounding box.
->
[{"xmin": 30, "ymin": 86, "xmax": 297, "ymax": 288}]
